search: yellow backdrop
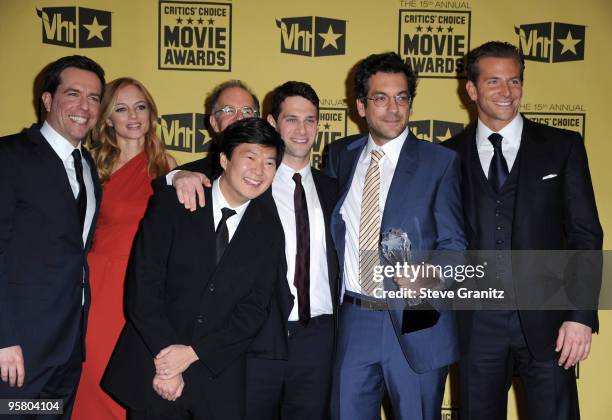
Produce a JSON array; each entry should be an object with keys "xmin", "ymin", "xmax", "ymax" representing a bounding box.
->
[{"xmin": 1, "ymin": 1, "xmax": 610, "ymax": 418}]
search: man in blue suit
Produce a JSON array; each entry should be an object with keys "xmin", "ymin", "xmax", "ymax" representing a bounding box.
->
[{"xmin": 325, "ymin": 52, "xmax": 466, "ymax": 420}]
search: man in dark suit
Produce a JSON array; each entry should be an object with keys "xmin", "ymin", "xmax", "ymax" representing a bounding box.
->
[
  {"xmin": 325, "ymin": 52, "xmax": 466, "ymax": 420},
  {"xmin": 443, "ymin": 41, "xmax": 603, "ymax": 420},
  {"xmin": 102, "ymin": 118, "xmax": 286, "ymax": 420},
  {"xmin": 243, "ymin": 81, "xmax": 338, "ymax": 420},
  {"xmin": 0, "ymin": 55, "xmax": 104, "ymax": 418},
  {"xmin": 165, "ymin": 81, "xmax": 339, "ymax": 420}
]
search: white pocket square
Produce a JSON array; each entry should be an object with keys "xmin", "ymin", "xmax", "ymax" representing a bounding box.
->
[{"xmin": 542, "ymin": 174, "xmax": 557, "ymax": 180}]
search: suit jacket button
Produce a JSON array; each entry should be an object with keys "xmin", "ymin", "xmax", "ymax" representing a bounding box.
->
[
  {"xmin": 209, "ymin": 283, "xmax": 215, "ymax": 292},
  {"xmin": 196, "ymin": 315, "xmax": 205, "ymax": 323}
]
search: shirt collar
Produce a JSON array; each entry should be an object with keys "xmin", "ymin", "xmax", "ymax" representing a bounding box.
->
[
  {"xmin": 212, "ymin": 176, "xmax": 250, "ymax": 217},
  {"xmin": 276, "ymin": 162, "xmax": 312, "ymax": 184},
  {"xmin": 476, "ymin": 113, "xmax": 523, "ymax": 149},
  {"xmin": 364, "ymin": 126, "xmax": 408, "ymax": 166},
  {"xmin": 40, "ymin": 121, "xmax": 82, "ymax": 161}
]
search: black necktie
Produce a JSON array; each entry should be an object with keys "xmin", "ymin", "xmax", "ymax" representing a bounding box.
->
[
  {"xmin": 215, "ymin": 207, "xmax": 236, "ymax": 264},
  {"xmin": 488, "ymin": 133, "xmax": 509, "ymax": 193},
  {"xmin": 293, "ymin": 173, "xmax": 310, "ymax": 326},
  {"xmin": 72, "ymin": 149, "xmax": 87, "ymax": 232}
]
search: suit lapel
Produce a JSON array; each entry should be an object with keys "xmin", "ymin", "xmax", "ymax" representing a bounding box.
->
[
  {"xmin": 193, "ymin": 188, "xmax": 217, "ymax": 282},
  {"xmin": 82, "ymin": 146, "xmax": 102, "ymax": 250},
  {"xmin": 214, "ymin": 190, "xmax": 261, "ymax": 270},
  {"xmin": 513, "ymin": 119, "xmax": 545, "ymax": 242},
  {"xmin": 312, "ymin": 169, "xmax": 333, "ymax": 229},
  {"xmin": 381, "ymin": 133, "xmax": 419, "ymax": 230},
  {"xmin": 27, "ymin": 125, "xmax": 79, "ymax": 209},
  {"xmin": 331, "ymin": 136, "xmax": 367, "ymax": 263},
  {"xmin": 312, "ymin": 169, "xmax": 338, "ymax": 306},
  {"xmin": 335, "ymin": 135, "xmax": 368, "ymax": 211},
  {"xmin": 461, "ymin": 123, "xmax": 480, "ymax": 237}
]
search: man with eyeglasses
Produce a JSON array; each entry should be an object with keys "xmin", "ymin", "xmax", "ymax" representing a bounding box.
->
[
  {"xmin": 324, "ymin": 52, "xmax": 465, "ymax": 420},
  {"xmin": 162, "ymin": 80, "xmax": 261, "ymax": 209},
  {"xmin": 208, "ymin": 80, "xmax": 260, "ymax": 132}
]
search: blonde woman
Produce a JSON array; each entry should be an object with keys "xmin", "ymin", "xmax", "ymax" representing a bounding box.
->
[{"xmin": 73, "ymin": 78, "xmax": 176, "ymax": 419}]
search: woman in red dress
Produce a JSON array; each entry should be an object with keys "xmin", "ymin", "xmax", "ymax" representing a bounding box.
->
[{"xmin": 73, "ymin": 78, "xmax": 176, "ymax": 419}]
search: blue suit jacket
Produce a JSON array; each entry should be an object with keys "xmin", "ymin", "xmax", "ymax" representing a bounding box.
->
[{"xmin": 325, "ymin": 131, "xmax": 466, "ymax": 373}]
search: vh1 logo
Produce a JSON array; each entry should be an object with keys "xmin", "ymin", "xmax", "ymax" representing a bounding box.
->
[
  {"xmin": 158, "ymin": 113, "xmax": 211, "ymax": 154},
  {"xmin": 36, "ymin": 6, "xmax": 111, "ymax": 48},
  {"xmin": 276, "ymin": 16, "xmax": 346, "ymax": 57},
  {"xmin": 410, "ymin": 120, "xmax": 465, "ymax": 143},
  {"xmin": 515, "ymin": 22, "xmax": 585, "ymax": 63}
]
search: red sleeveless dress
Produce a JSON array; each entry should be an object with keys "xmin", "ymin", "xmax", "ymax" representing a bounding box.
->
[{"xmin": 73, "ymin": 152, "xmax": 154, "ymax": 419}]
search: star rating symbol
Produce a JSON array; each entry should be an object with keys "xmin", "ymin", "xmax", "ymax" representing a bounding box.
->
[
  {"xmin": 82, "ymin": 16, "xmax": 107, "ymax": 41},
  {"xmin": 176, "ymin": 17, "xmax": 183, "ymax": 24},
  {"xmin": 557, "ymin": 30, "xmax": 582, "ymax": 55},
  {"xmin": 437, "ymin": 26, "xmax": 443, "ymax": 33},
  {"xmin": 186, "ymin": 17, "xmax": 193, "ymax": 25},
  {"xmin": 436, "ymin": 127, "xmax": 454, "ymax": 142},
  {"xmin": 426, "ymin": 25, "xmax": 433, "ymax": 32},
  {"xmin": 324, "ymin": 123, "xmax": 331, "ymax": 130},
  {"xmin": 416, "ymin": 25, "xmax": 423, "ymax": 32},
  {"xmin": 447, "ymin": 26, "xmax": 453, "ymax": 33},
  {"xmin": 318, "ymin": 25, "xmax": 343, "ymax": 50},
  {"xmin": 208, "ymin": 18, "xmax": 215, "ymax": 25},
  {"xmin": 197, "ymin": 17, "xmax": 204, "ymax": 25}
]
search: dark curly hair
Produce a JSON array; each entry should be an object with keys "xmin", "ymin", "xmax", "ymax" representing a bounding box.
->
[{"xmin": 355, "ymin": 52, "xmax": 417, "ymax": 106}]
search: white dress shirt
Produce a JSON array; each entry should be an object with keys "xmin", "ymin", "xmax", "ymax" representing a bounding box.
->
[
  {"xmin": 40, "ymin": 121, "xmax": 96, "ymax": 246},
  {"xmin": 273, "ymin": 163, "xmax": 333, "ymax": 321},
  {"xmin": 212, "ymin": 177, "xmax": 249, "ymax": 241},
  {"xmin": 340, "ymin": 127, "xmax": 409, "ymax": 295},
  {"xmin": 475, "ymin": 113, "xmax": 523, "ymax": 176}
]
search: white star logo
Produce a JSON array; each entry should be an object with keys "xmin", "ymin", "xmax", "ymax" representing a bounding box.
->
[
  {"xmin": 82, "ymin": 16, "xmax": 107, "ymax": 41},
  {"xmin": 557, "ymin": 30, "xmax": 582, "ymax": 56},
  {"xmin": 318, "ymin": 25, "xmax": 342, "ymax": 50}
]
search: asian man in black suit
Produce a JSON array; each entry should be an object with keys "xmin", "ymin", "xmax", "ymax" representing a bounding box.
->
[
  {"xmin": 163, "ymin": 81, "xmax": 340, "ymax": 420},
  {"xmin": 444, "ymin": 41, "xmax": 603, "ymax": 420},
  {"xmin": 102, "ymin": 118, "xmax": 286, "ymax": 420}
]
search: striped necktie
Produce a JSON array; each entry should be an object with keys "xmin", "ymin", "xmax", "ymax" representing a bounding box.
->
[{"xmin": 358, "ymin": 149, "xmax": 385, "ymax": 296}]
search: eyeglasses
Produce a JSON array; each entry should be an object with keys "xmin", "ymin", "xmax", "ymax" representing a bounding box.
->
[
  {"xmin": 213, "ymin": 105, "xmax": 259, "ymax": 119},
  {"xmin": 365, "ymin": 94, "xmax": 411, "ymax": 108}
]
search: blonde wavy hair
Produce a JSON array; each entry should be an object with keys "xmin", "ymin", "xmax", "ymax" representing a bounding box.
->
[{"xmin": 91, "ymin": 77, "xmax": 169, "ymax": 184}]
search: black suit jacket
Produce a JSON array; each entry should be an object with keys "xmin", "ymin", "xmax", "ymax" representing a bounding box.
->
[
  {"xmin": 443, "ymin": 116, "xmax": 603, "ymax": 360},
  {"xmin": 311, "ymin": 167, "xmax": 340, "ymax": 320},
  {"xmin": 102, "ymin": 186, "xmax": 286, "ymax": 413},
  {"xmin": 0, "ymin": 124, "xmax": 101, "ymax": 368},
  {"xmin": 153, "ymin": 158, "xmax": 340, "ymax": 355}
]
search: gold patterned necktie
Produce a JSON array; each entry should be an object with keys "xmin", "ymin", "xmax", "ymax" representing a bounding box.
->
[{"xmin": 358, "ymin": 149, "xmax": 385, "ymax": 296}]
